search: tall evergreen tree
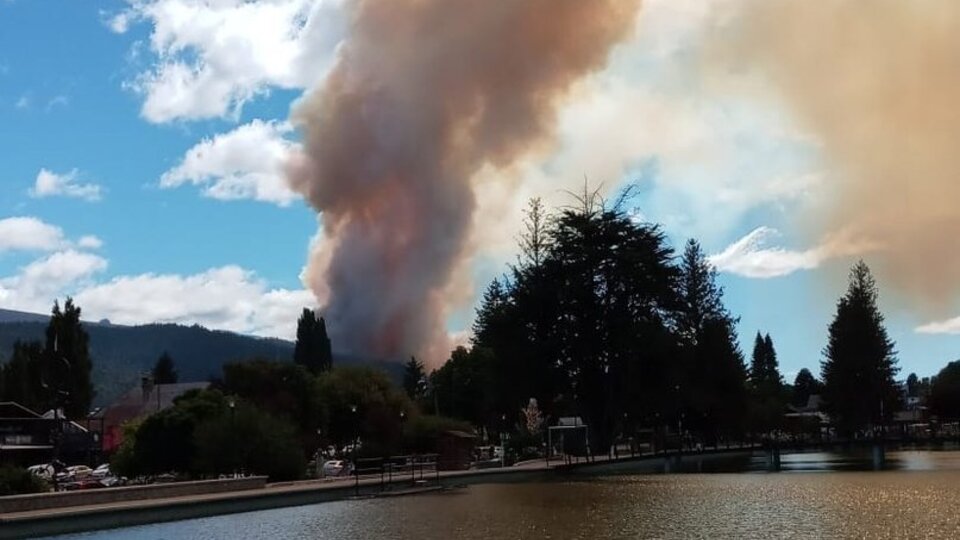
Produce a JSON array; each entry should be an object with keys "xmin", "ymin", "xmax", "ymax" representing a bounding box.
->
[
  {"xmin": 43, "ymin": 299, "xmax": 94, "ymax": 418},
  {"xmin": 750, "ymin": 332, "xmax": 767, "ymax": 386},
  {"xmin": 821, "ymin": 261, "xmax": 900, "ymax": 434},
  {"xmin": 403, "ymin": 356, "xmax": 427, "ymax": 401},
  {"xmin": 152, "ymin": 352, "xmax": 179, "ymax": 384},
  {"xmin": 763, "ymin": 335, "xmax": 780, "ymax": 383},
  {"xmin": 676, "ymin": 239, "xmax": 748, "ymax": 438},
  {"xmin": 751, "ymin": 333, "xmax": 782, "ymax": 387},
  {"xmin": 293, "ymin": 308, "xmax": 333, "ymax": 374}
]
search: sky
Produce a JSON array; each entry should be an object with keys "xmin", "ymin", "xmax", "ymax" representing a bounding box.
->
[{"xmin": 1, "ymin": 0, "xmax": 958, "ymax": 379}]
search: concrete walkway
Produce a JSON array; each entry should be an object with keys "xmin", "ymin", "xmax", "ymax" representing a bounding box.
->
[{"xmin": 0, "ymin": 447, "xmax": 761, "ymax": 539}]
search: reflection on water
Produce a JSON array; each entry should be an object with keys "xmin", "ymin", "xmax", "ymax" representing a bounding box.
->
[{"xmin": 45, "ymin": 450, "xmax": 960, "ymax": 540}]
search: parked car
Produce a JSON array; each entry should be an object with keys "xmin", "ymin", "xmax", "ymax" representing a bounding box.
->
[
  {"xmin": 321, "ymin": 460, "xmax": 350, "ymax": 477},
  {"xmin": 92, "ymin": 464, "xmax": 111, "ymax": 478},
  {"xmin": 27, "ymin": 463, "xmax": 55, "ymax": 480},
  {"xmin": 66, "ymin": 465, "xmax": 93, "ymax": 478},
  {"xmin": 64, "ymin": 478, "xmax": 104, "ymax": 490}
]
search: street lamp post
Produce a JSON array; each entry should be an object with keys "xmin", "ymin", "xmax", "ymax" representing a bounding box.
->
[
  {"xmin": 351, "ymin": 404, "xmax": 358, "ymax": 495},
  {"xmin": 500, "ymin": 414, "xmax": 507, "ymax": 468},
  {"xmin": 675, "ymin": 384, "xmax": 683, "ymax": 461},
  {"xmin": 316, "ymin": 427, "xmax": 323, "ymax": 478},
  {"xmin": 228, "ymin": 398, "xmax": 236, "ymax": 478}
]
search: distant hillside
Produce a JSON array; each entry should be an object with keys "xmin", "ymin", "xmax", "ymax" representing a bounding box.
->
[
  {"xmin": 0, "ymin": 313, "xmax": 403, "ymax": 408},
  {"xmin": 0, "ymin": 308, "xmax": 51, "ymax": 324}
]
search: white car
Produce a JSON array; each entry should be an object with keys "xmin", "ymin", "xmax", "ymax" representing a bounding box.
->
[
  {"xmin": 61, "ymin": 465, "xmax": 93, "ymax": 480},
  {"xmin": 321, "ymin": 460, "xmax": 350, "ymax": 477},
  {"xmin": 27, "ymin": 464, "xmax": 55, "ymax": 480},
  {"xmin": 92, "ymin": 464, "xmax": 111, "ymax": 478}
]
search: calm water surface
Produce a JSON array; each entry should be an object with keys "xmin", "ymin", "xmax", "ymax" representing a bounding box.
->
[{"xmin": 45, "ymin": 451, "xmax": 960, "ymax": 539}]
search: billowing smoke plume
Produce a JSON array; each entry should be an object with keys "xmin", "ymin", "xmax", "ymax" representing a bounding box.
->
[
  {"xmin": 715, "ymin": 0, "xmax": 960, "ymax": 308},
  {"xmin": 288, "ymin": 0, "xmax": 642, "ymax": 363}
]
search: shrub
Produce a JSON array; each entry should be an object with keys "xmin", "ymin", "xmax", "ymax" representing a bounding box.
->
[{"xmin": 0, "ymin": 466, "xmax": 48, "ymax": 496}]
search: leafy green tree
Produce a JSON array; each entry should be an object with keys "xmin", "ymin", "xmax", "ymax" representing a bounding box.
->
[
  {"xmin": 109, "ymin": 418, "xmax": 144, "ymax": 478},
  {"xmin": 293, "ymin": 308, "xmax": 333, "ymax": 374},
  {"xmin": 194, "ymin": 403, "xmax": 306, "ymax": 481},
  {"xmin": 929, "ymin": 361, "xmax": 960, "ymax": 420},
  {"xmin": 152, "ymin": 352, "xmax": 178, "ymax": 384},
  {"xmin": 125, "ymin": 389, "xmax": 229, "ymax": 476},
  {"xmin": 43, "ymin": 299, "xmax": 95, "ymax": 418},
  {"xmin": 315, "ymin": 367, "xmax": 414, "ymax": 456},
  {"xmin": 221, "ymin": 359, "xmax": 320, "ymax": 451},
  {"xmin": 402, "ymin": 356, "xmax": 427, "ymax": 401},
  {"xmin": 821, "ymin": 261, "xmax": 900, "ymax": 434},
  {"xmin": 792, "ymin": 368, "xmax": 823, "ymax": 407},
  {"xmin": 427, "ymin": 346, "xmax": 494, "ymax": 430}
]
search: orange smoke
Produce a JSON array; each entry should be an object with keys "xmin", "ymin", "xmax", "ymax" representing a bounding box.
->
[
  {"xmin": 713, "ymin": 0, "xmax": 960, "ymax": 311},
  {"xmin": 287, "ymin": 0, "xmax": 642, "ymax": 364}
]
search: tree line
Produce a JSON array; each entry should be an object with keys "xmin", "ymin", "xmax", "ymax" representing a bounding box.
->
[
  {"xmin": 421, "ymin": 195, "xmax": 958, "ymax": 449},
  {"xmin": 5, "ymin": 192, "xmax": 960, "ymax": 480}
]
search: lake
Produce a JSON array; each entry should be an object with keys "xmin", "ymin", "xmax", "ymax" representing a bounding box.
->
[{"xmin": 41, "ymin": 450, "xmax": 960, "ymax": 539}]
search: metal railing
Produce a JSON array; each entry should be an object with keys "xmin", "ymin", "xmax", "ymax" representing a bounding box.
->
[{"xmin": 352, "ymin": 454, "xmax": 441, "ymax": 495}]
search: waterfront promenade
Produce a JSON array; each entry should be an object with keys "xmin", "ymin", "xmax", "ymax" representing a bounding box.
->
[{"xmin": 0, "ymin": 446, "xmax": 765, "ymax": 539}]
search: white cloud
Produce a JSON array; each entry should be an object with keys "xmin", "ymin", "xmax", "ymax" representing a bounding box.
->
[
  {"xmin": 707, "ymin": 226, "xmax": 877, "ymax": 279},
  {"xmin": 74, "ymin": 266, "xmax": 316, "ymax": 339},
  {"xmin": 77, "ymin": 235, "xmax": 104, "ymax": 250},
  {"xmin": 114, "ymin": 0, "xmax": 345, "ymax": 123},
  {"xmin": 0, "ymin": 250, "xmax": 108, "ymax": 311},
  {"xmin": 916, "ymin": 317, "xmax": 960, "ymax": 335},
  {"xmin": 30, "ymin": 169, "xmax": 103, "ymax": 202},
  {"xmin": 15, "ymin": 94, "xmax": 28, "ymax": 109},
  {"xmin": 0, "ymin": 217, "xmax": 66, "ymax": 252},
  {"xmin": 708, "ymin": 227, "xmax": 825, "ymax": 278},
  {"xmin": 45, "ymin": 95, "xmax": 69, "ymax": 111},
  {"xmin": 160, "ymin": 119, "xmax": 300, "ymax": 205}
]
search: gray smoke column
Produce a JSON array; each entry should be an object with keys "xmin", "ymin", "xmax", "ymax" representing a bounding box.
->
[
  {"xmin": 287, "ymin": 0, "xmax": 642, "ymax": 363},
  {"xmin": 713, "ymin": 0, "xmax": 960, "ymax": 311}
]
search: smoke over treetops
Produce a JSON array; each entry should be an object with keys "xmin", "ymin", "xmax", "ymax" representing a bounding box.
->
[
  {"xmin": 286, "ymin": 0, "xmax": 643, "ymax": 365},
  {"xmin": 711, "ymin": 0, "xmax": 960, "ymax": 311}
]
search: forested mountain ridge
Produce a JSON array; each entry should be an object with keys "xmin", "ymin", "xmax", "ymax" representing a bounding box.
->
[{"xmin": 0, "ymin": 310, "xmax": 402, "ymax": 409}]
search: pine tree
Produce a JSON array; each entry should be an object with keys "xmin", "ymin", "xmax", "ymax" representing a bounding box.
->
[
  {"xmin": 676, "ymin": 239, "xmax": 748, "ymax": 437},
  {"xmin": 152, "ymin": 352, "xmax": 179, "ymax": 384},
  {"xmin": 821, "ymin": 261, "xmax": 900, "ymax": 434},
  {"xmin": 293, "ymin": 308, "xmax": 333, "ymax": 374},
  {"xmin": 763, "ymin": 334, "xmax": 780, "ymax": 384},
  {"xmin": 750, "ymin": 332, "xmax": 767, "ymax": 386},
  {"xmin": 402, "ymin": 356, "xmax": 427, "ymax": 400}
]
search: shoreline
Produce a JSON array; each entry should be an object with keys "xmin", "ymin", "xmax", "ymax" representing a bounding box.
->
[{"xmin": 0, "ymin": 446, "xmax": 778, "ymax": 539}]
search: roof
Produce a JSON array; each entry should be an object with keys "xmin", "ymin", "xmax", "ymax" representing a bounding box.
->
[
  {"xmin": 787, "ymin": 394, "xmax": 822, "ymax": 414},
  {"xmin": 443, "ymin": 430, "xmax": 477, "ymax": 439},
  {"xmin": 557, "ymin": 416, "xmax": 585, "ymax": 427},
  {"xmin": 0, "ymin": 402, "xmax": 42, "ymax": 419},
  {"xmin": 93, "ymin": 382, "xmax": 209, "ymax": 427}
]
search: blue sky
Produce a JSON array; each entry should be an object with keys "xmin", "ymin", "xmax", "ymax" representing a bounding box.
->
[{"xmin": 1, "ymin": 0, "xmax": 958, "ymax": 379}]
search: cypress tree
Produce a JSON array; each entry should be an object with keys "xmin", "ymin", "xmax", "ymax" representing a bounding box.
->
[
  {"xmin": 294, "ymin": 308, "xmax": 333, "ymax": 374},
  {"xmin": 43, "ymin": 299, "xmax": 95, "ymax": 418}
]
